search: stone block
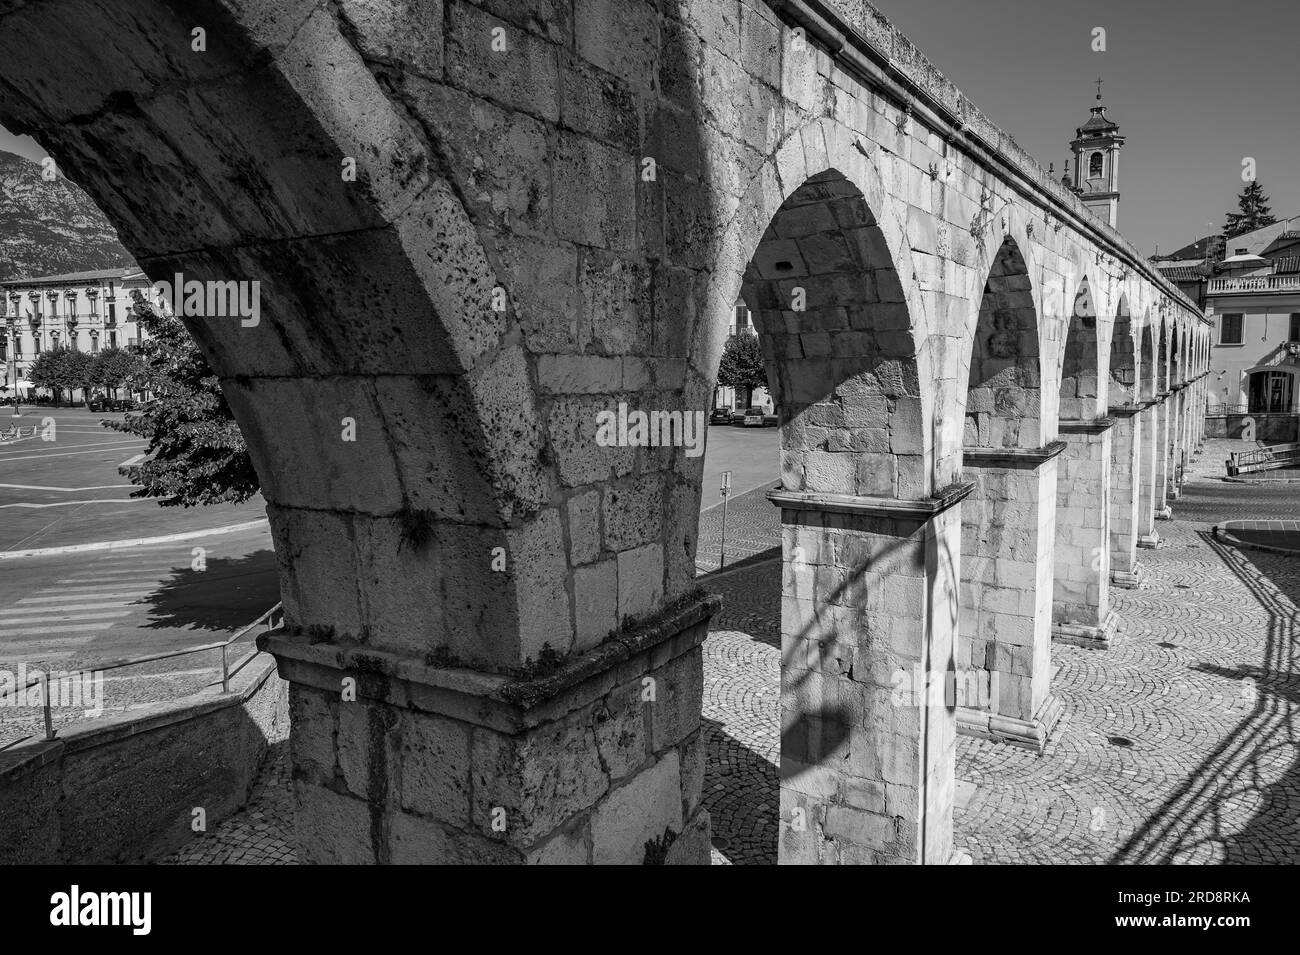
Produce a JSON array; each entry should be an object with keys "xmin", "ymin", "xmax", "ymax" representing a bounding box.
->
[
  {"xmin": 618, "ymin": 543, "xmax": 665, "ymax": 622},
  {"xmin": 574, "ymin": 558, "xmax": 618, "ymax": 651},
  {"xmin": 590, "ymin": 751, "xmax": 684, "ymax": 864}
]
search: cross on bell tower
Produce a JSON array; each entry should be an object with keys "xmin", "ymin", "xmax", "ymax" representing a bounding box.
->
[{"xmin": 1069, "ymin": 80, "xmax": 1125, "ymax": 228}]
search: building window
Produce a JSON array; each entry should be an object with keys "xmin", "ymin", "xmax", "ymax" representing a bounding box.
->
[
  {"xmin": 1089, "ymin": 152, "xmax": 1103, "ymax": 178},
  {"xmin": 1249, "ymin": 370, "xmax": 1295, "ymax": 414},
  {"xmin": 90, "ymin": 334, "xmax": 99, "ymax": 354},
  {"xmin": 1220, "ymin": 313, "xmax": 1244, "ymax": 345},
  {"xmin": 733, "ymin": 302, "xmax": 751, "ymax": 336},
  {"xmin": 1290, "ymin": 313, "xmax": 1300, "ymax": 342},
  {"xmin": 109, "ymin": 331, "xmax": 117, "ymax": 349}
]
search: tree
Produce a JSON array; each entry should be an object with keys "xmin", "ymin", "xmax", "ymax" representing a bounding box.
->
[
  {"xmin": 28, "ymin": 346, "xmax": 73, "ymax": 405},
  {"xmin": 717, "ymin": 330, "xmax": 768, "ymax": 410},
  {"xmin": 1224, "ymin": 180, "xmax": 1278, "ymax": 239},
  {"xmin": 93, "ymin": 346, "xmax": 140, "ymax": 399},
  {"xmin": 102, "ymin": 292, "xmax": 259, "ymax": 507},
  {"xmin": 63, "ymin": 349, "xmax": 96, "ymax": 405}
]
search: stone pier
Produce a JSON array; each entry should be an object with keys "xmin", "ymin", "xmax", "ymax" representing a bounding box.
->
[
  {"xmin": 772, "ymin": 487, "xmax": 969, "ymax": 866},
  {"xmin": 957, "ymin": 446, "xmax": 1064, "ymax": 750},
  {"xmin": 1053, "ymin": 421, "xmax": 1117, "ymax": 647},
  {"xmin": 1108, "ymin": 406, "xmax": 1143, "ymax": 587}
]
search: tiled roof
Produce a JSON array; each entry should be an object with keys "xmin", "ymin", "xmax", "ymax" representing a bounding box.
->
[
  {"xmin": 1274, "ymin": 256, "xmax": 1300, "ymax": 275},
  {"xmin": 1157, "ymin": 266, "xmax": 1207, "ymax": 283},
  {"xmin": 0, "ymin": 266, "xmax": 142, "ymax": 286}
]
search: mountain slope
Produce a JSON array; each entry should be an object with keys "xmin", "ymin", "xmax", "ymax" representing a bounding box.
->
[{"xmin": 0, "ymin": 149, "xmax": 135, "ymax": 282}]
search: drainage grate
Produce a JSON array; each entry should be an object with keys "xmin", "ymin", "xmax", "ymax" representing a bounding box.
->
[
  {"xmin": 1107, "ymin": 735, "xmax": 1135, "ymax": 748},
  {"xmin": 710, "ymin": 836, "xmax": 731, "ymax": 851},
  {"xmin": 1157, "ymin": 642, "xmax": 1177, "ymax": 649}
]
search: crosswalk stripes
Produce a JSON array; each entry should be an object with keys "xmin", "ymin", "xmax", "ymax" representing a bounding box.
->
[
  {"xmin": 0, "ymin": 612, "xmax": 133, "ymax": 625},
  {"xmin": 0, "ymin": 602, "xmax": 150, "ymax": 614},
  {"xmin": 0, "ymin": 622, "xmax": 104, "ymax": 637},
  {"xmin": 0, "ymin": 543, "xmax": 249, "ymax": 658},
  {"xmin": 18, "ymin": 592, "xmax": 152, "ymax": 603}
]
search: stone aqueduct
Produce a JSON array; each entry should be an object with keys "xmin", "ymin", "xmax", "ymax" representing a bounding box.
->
[{"xmin": 0, "ymin": 0, "xmax": 1212, "ymax": 863}]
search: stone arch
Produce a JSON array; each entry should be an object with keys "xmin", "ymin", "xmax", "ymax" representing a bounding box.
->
[
  {"xmin": 691, "ymin": 118, "xmax": 937, "ymax": 494},
  {"xmin": 1107, "ymin": 293, "xmax": 1143, "ymax": 589},
  {"xmin": 1170, "ymin": 322, "xmax": 1185, "ymax": 386},
  {"xmin": 963, "ymin": 235, "xmax": 1042, "ymax": 449},
  {"xmin": 0, "ymin": 4, "xmax": 567, "ymax": 685},
  {"xmin": 741, "ymin": 167, "xmax": 925, "ymax": 498},
  {"xmin": 1157, "ymin": 317, "xmax": 1171, "ymax": 393},
  {"xmin": 1052, "ymin": 270, "xmax": 1114, "ymax": 644},
  {"xmin": 1059, "ymin": 274, "xmax": 1103, "ymax": 422},
  {"xmin": 1109, "ymin": 294, "xmax": 1138, "ymax": 407},
  {"xmin": 956, "ymin": 229, "xmax": 1061, "ymax": 750},
  {"xmin": 1140, "ymin": 315, "xmax": 1157, "ymax": 401},
  {"xmin": 0, "ymin": 0, "xmax": 710, "ymax": 866},
  {"xmin": 696, "ymin": 124, "xmax": 959, "ymax": 864}
]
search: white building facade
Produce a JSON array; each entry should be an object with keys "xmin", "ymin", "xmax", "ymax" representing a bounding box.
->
[{"xmin": 0, "ymin": 266, "xmax": 153, "ymax": 400}]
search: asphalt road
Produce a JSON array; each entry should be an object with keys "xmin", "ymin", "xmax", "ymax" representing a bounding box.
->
[
  {"xmin": 700, "ymin": 422, "xmax": 779, "ymax": 513},
  {"xmin": 0, "ymin": 408, "xmax": 278, "ymax": 745},
  {"xmin": 0, "ymin": 408, "xmax": 267, "ymax": 551}
]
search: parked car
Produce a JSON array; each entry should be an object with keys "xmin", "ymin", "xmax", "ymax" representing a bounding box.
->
[
  {"xmin": 709, "ymin": 407, "xmax": 732, "ymax": 426},
  {"xmin": 737, "ymin": 406, "xmax": 766, "ymax": 428},
  {"xmin": 89, "ymin": 397, "xmax": 136, "ymax": 413},
  {"xmin": 762, "ymin": 412, "xmax": 779, "ymax": 427}
]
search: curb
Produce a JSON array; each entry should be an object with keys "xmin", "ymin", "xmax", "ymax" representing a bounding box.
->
[
  {"xmin": 1213, "ymin": 524, "xmax": 1300, "ymax": 558},
  {"xmin": 0, "ymin": 518, "xmax": 270, "ymax": 561},
  {"xmin": 1220, "ymin": 475, "xmax": 1300, "ymax": 485}
]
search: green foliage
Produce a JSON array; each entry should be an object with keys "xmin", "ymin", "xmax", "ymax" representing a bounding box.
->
[
  {"xmin": 27, "ymin": 346, "xmax": 72, "ymax": 402},
  {"xmin": 102, "ymin": 292, "xmax": 259, "ymax": 507},
  {"xmin": 717, "ymin": 329, "xmax": 768, "ymax": 408},
  {"xmin": 92, "ymin": 346, "xmax": 139, "ymax": 397},
  {"xmin": 27, "ymin": 345, "xmax": 93, "ymax": 404},
  {"xmin": 1224, "ymin": 180, "xmax": 1278, "ymax": 239}
]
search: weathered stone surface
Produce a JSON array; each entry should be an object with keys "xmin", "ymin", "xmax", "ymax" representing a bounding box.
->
[{"xmin": 0, "ymin": 0, "xmax": 1208, "ymax": 867}]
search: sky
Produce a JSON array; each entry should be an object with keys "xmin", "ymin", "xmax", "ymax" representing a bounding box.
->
[
  {"xmin": 872, "ymin": 0, "xmax": 1300, "ymax": 256},
  {"xmin": 0, "ymin": 126, "xmax": 42, "ymax": 164},
  {"xmin": 2, "ymin": 1, "xmax": 1296, "ymax": 259}
]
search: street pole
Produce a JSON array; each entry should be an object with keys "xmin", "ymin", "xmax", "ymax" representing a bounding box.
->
[{"xmin": 718, "ymin": 470, "xmax": 731, "ymax": 570}]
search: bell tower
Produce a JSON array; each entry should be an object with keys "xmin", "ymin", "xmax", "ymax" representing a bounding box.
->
[{"xmin": 1069, "ymin": 80, "xmax": 1125, "ymax": 228}]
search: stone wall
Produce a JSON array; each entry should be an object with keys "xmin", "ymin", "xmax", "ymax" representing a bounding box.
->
[
  {"xmin": 1205, "ymin": 413, "xmax": 1299, "ymax": 443},
  {"xmin": 0, "ymin": 654, "xmax": 287, "ymax": 865}
]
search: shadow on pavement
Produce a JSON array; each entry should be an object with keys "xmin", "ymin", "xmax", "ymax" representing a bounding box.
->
[
  {"xmin": 141, "ymin": 550, "xmax": 281, "ymax": 633},
  {"xmin": 701, "ymin": 715, "xmax": 777, "ymax": 865},
  {"xmin": 1111, "ymin": 530, "xmax": 1300, "ymax": 863}
]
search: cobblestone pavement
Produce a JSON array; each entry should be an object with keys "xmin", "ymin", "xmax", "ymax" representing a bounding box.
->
[
  {"xmin": 695, "ymin": 483, "xmax": 779, "ymax": 575},
  {"xmin": 174, "ymin": 440, "xmax": 1299, "ymax": 865},
  {"xmin": 163, "ymin": 741, "xmax": 296, "ymax": 865}
]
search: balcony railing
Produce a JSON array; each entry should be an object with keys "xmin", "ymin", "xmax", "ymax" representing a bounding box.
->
[{"xmin": 1208, "ymin": 275, "xmax": 1300, "ymax": 295}]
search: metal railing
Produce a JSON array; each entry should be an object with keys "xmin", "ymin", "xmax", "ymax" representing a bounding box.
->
[
  {"xmin": 1206, "ymin": 403, "xmax": 1297, "ymax": 416},
  {"xmin": 1226, "ymin": 442, "xmax": 1300, "ymax": 476},
  {"xmin": 0, "ymin": 602, "xmax": 282, "ymax": 744}
]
